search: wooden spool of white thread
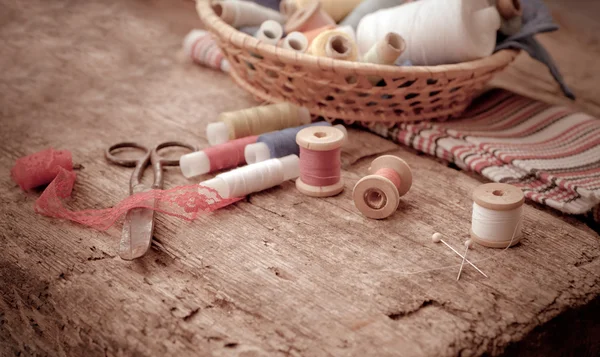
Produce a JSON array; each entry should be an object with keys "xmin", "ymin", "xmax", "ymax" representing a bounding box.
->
[
  {"xmin": 353, "ymin": 155, "xmax": 412, "ymax": 219},
  {"xmin": 471, "ymin": 183, "xmax": 525, "ymax": 248}
]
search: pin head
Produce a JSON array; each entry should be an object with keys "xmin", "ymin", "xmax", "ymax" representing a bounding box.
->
[
  {"xmin": 465, "ymin": 239, "xmax": 473, "ymax": 249},
  {"xmin": 432, "ymin": 232, "xmax": 442, "ymax": 243}
]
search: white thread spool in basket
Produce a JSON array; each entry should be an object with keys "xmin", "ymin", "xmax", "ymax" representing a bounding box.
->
[{"xmin": 471, "ymin": 183, "xmax": 525, "ymax": 248}]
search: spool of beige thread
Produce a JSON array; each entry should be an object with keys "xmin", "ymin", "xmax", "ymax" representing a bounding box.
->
[
  {"xmin": 207, "ymin": 103, "xmax": 312, "ymax": 145},
  {"xmin": 490, "ymin": 0, "xmax": 522, "ymax": 35},
  {"xmin": 211, "ymin": 1, "xmax": 285, "ymax": 28},
  {"xmin": 281, "ymin": 32, "xmax": 309, "ymax": 52},
  {"xmin": 281, "ymin": 0, "xmax": 363, "ymax": 22},
  {"xmin": 284, "ymin": 1, "xmax": 336, "ymax": 33},
  {"xmin": 362, "ymin": 32, "xmax": 406, "ymax": 84},
  {"xmin": 255, "ymin": 20, "xmax": 284, "ymax": 45},
  {"xmin": 353, "ymin": 155, "xmax": 412, "ymax": 219},
  {"xmin": 308, "ymin": 30, "xmax": 359, "ymax": 61}
]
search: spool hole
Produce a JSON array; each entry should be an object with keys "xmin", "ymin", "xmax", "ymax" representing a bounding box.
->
[
  {"xmin": 387, "ymin": 34, "xmax": 404, "ymax": 52},
  {"xmin": 212, "ymin": 3, "xmax": 223, "ymax": 16},
  {"xmin": 331, "ymin": 37, "xmax": 349, "ymax": 55},
  {"xmin": 288, "ymin": 39, "xmax": 302, "ymax": 50},
  {"xmin": 512, "ymin": 0, "xmax": 521, "ymax": 11},
  {"xmin": 313, "ymin": 132, "xmax": 327, "ymax": 138},
  {"xmin": 264, "ymin": 30, "xmax": 276, "ymax": 39},
  {"xmin": 365, "ymin": 188, "xmax": 387, "ymax": 210},
  {"xmin": 492, "ymin": 190, "xmax": 504, "ymax": 196}
]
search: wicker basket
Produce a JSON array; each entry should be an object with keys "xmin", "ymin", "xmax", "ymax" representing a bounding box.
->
[{"xmin": 196, "ymin": 0, "xmax": 519, "ymax": 124}]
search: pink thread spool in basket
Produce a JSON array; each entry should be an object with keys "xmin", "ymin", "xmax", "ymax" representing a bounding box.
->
[
  {"xmin": 296, "ymin": 126, "xmax": 345, "ymax": 197},
  {"xmin": 353, "ymin": 155, "xmax": 412, "ymax": 219}
]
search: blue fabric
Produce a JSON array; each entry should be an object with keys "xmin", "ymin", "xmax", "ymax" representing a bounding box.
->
[{"xmin": 495, "ymin": 0, "xmax": 574, "ymax": 99}]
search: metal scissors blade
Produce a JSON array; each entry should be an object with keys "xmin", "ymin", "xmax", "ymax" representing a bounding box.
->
[{"xmin": 106, "ymin": 141, "xmax": 196, "ymax": 260}]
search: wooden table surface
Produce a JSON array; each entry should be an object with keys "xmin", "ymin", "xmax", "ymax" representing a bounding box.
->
[{"xmin": 1, "ymin": 1, "xmax": 599, "ymax": 356}]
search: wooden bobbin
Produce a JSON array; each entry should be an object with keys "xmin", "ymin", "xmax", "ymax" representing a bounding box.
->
[
  {"xmin": 471, "ymin": 183, "xmax": 525, "ymax": 248},
  {"xmin": 352, "ymin": 155, "xmax": 412, "ymax": 219},
  {"xmin": 296, "ymin": 126, "xmax": 345, "ymax": 197}
]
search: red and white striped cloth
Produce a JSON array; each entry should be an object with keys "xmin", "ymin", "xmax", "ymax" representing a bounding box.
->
[{"xmin": 368, "ymin": 89, "xmax": 600, "ymax": 226}]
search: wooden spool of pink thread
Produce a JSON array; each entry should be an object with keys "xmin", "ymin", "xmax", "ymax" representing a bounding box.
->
[
  {"xmin": 284, "ymin": 1, "xmax": 336, "ymax": 34},
  {"xmin": 353, "ymin": 155, "xmax": 413, "ymax": 219},
  {"xmin": 296, "ymin": 126, "xmax": 345, "ymax": 197}
]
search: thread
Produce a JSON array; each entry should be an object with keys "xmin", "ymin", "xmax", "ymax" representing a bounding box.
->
[
  {"xmin": 357, "ymin": 0, "xmax": 501, "ymax": 65},
  {"xmin": 299, "ymin": 148, "xmax": 341, "ymax": 186},
  {"xmin": 302, "ymin": 24, "xmax": 336, "ymax": 45},
  {"xmin": 296, "ymin": 126, "xmax": 346, "ymax": 197},
  {"xmin": 309, "ymin": 30, "xmax": 359, "ymax": 61},
  {"xmin": 281, "ymin": 31, "xmax": 309, "ymax": 52},
  {"xmin": 245, "ymin": 122, "xmax": 348, "ymax": 164},
  {"xmin": 255, "ymin": 20, "xmax": 284, "ymax": 45},
  {"xmin": 361, "ymin": 32, "xmax": 405, "ymax": 84},
  {"xmin": 207, "ymin": 103, "xmax": 312, "ymax": 145},
  {"xmin": 470, "ymin": 183, "xmax": 525, "ymax": 248},
  {"xmin": 336, "ymin": 25, "xmax": 357, "ymax": 43},
  {"xmin": 183, "ymin": 30, "xmax": 230, "ymax": 73},
  {"xmin": 211, "ymin": 0, "xmax": 285, "ymax": 29},
  {"xmin": 472, "ymin": 203, "xmax": 523, "ymax": 245},
  {"xmin": 284, "ymin": 1, "xmax": 336, "ymax": 34},
  {"xmin": 489, "ymin": 0, "xmax": 523, "ymax": 36},
  {"xmin": 180, "ymin": 136, "xmax": 258, "ymax": 178},
  {"xmin": 353, "ymin": 155, "xmax": 412, "ymax": 219},
  {"xmin": 201, "ymin": 155, "xmax": 300, "ymax": 199},
  {"xmin": 282, "ymin": 0, "xmax": 363, "ymax": 22},
  {"xmin": 340, "ymin": 0, "xmax": 408, "ymax": 30}
]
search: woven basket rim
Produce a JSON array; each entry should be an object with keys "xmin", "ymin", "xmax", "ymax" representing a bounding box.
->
[{"xmin": 197, "ymin": 0, "xmax": 520, "ymax": 77}]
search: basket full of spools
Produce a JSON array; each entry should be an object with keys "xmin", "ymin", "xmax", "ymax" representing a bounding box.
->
[{"xmin": 195, "ymin": 0, "xmax": 520, "ymax": 123}]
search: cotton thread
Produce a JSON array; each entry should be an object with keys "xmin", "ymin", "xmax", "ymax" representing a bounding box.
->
[
  {"xmin": 200, "ymin": 155, "xmax": 300, "ymax": 199},
  {"xmin": 183, "ymin": 30, "xmax": 230, "ymax": 73},
  {"xmin": 255, "ymin": 20, "xmax": 284, "ymax": 45},
  {"xmin": 296, "ymin": 126, "xmax": 346, "ymax": 197},
  {"xmin": 353, "ymin": 155, "xmax": 413, "ymax": 219},
  {"xmin": 470, "ymin": 183, "xmax": 525, "ymax": 248},
  {"xmin": 356, "ymin": 0, "xmax": 501, "ymax": 65},
  {"xmin": 245, "ymin": 122, "xmax": 347, "ymax": 164},
  {"xmin": 281, "ymin": 0, "xmax": 363, "ymax": 22},
  {"xmin": 179, "ymin": 136, "xmax": 259, "ymax": 178},
  {"xmin": 283, "ymin": 1, "xmax": 336, "ymax": 33},
  {"xmin": 207, "ymin": 103, "xmax": 312, "ymax": 145},
  {"xmin": 281, "ymin": 31, "xmax": 309, "ymax": 52},
  {"xmin": 211, "ymin": 0, "xmax": 285, "ymax": 29},
  {"xmin": 309, "ymin": 30, "xmax": 359, "ymax": 61},
  {"xmin": 340, "ymin": 0, "xmax": 409, "ymax": 30}
]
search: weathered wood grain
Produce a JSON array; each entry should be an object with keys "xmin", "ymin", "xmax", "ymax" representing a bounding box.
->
[{"xmin": 0, "ymin": 1, "xmax": 598, "ymax": 356}]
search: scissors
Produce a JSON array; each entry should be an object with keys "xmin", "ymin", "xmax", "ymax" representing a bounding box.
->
[{"xmin": 105, "ymin": 141, "xmax": 197, "ymax": 260}]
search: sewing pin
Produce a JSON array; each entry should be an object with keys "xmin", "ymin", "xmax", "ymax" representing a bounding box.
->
[
  {"xmin": 432, "ymin": 233, "xmax": 487, "ymax": 278},
  {"xmin": 456, "ymin": 239, "xmax": 473, "ymax": 281}
]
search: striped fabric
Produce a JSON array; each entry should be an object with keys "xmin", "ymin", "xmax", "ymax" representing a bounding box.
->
[{"xmin": 368, "ymin": 89, "xmax": 600, "ymax": 225}]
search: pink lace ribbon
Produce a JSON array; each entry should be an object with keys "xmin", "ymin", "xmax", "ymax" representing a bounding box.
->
[
  {"xmin": 11, "ymin": 148, "xmax": 73, "ymax": 190},
  {"xmin": 12, "ymin": 149, "xmax": 240, "ymax": 231}
]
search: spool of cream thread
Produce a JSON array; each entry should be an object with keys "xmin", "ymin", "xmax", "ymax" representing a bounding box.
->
[
  {"xmin": 336, "ymin": 25, "xmax": 357, "ymax": 43},
  {"xmin": 281, "ymin": 0, "xmax": 363, "ymax": 22},
  {"xmin": 361, "ymin": 32, "xmax": 405, "ymax": 84},
  {"xmin": 490, "ymin": 0, "xmax": 523, "ymax": 36},
  {"xmin": 281, "ymin": 32, "xmax": 309, "ymax": 52},
  {"xmin": 211, "ymin": 0, "xmax": 285, "ymax": 28},
  {"xmin": 356, "ymin": 0, "xmax": 501, "ymax": 65},
  {"xmin": 255, "ymin": 20, "xmax": 284, "ymax": 45},
  {"xmin": 284, "ymin": 1, "xmax": 335, "ymax": 34},
  {"xmin": 340, "ymin": 0, "xmax": 408, "ymax": 30},
  {"xmin": 207, "ymin": 103, "xmax": 312, "ymax": 145},
  {"xmin": 200, "ymin": 155, "xmax": 300, "ymax": 199},
  {"xmin": 179, "ymin": 135, "xmax": 258, "ymax": 178},
  {"xmin": 296, "ymin": 126, "xmax": 345, "ymax": 197},
  {"xmin": 353, "ymin": 155, "xmax": 412, "ymax": 219},
  {"xmin": 302, "ymin": 24, "xmax": 336, "ymax": 45},
  {"xmin": 245, "ymin": 122, "xmax": 347, "ymax": 164},
  {"xmin": 182, "ymin": 30, "xmax": 230, "ymax": 73},
  {"xmin": 309, "ymin": 30, "xmax": 359, "ymax": 61},
  {"xmin": 471, "ymin": 183, "xmax": 525, "ymax": 248}
]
